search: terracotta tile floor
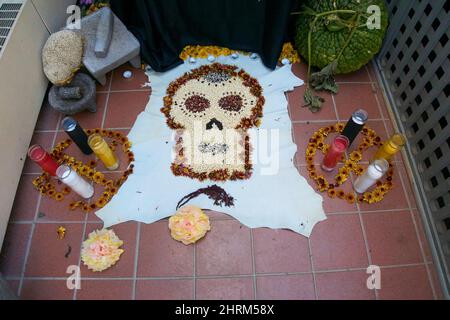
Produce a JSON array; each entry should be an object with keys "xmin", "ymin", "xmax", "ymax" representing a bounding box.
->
[{"xmin": 0, "ymin": 62, "xmax": 444, "ymax": 300}]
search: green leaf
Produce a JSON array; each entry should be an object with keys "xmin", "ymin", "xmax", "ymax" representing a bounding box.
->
[
  {"xmin": 310, "ymin": 61, "xmax": 339, "ymax": 94},
  {"xmin": 303, "ymin": 87, "xmax": 325, "ymax": 113}
]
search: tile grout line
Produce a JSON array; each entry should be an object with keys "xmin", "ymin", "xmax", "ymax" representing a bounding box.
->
[
  {"xmin": 100, "ymin": 70, "xmax": 114, "ymax": 129},
  {"xmin": 193, "ymin": 242, "xmax": 197, "ymax": 300},
  {"xmin": 73, "ymin": 199, "xmax": 90, "ymax": 300},
  {"xmin": 249, "ymin": 229, "xmax": 257, "ymax": 300},
  {"xmin": 288, "ymin": 85, "xmax": 318, "ymax": 300},
  {"xmin": 73, "ymin": 73, "xmax": 113, "ymax": 300},
  {"xmin": 131, "ymin": 222, "xmax": 141, "ymax": 300},
  {"xmin": 18, "ymin": 113, "xmax": 63, "ymax": 296},
  {"xmin": 352, "ymin": 173, "xmax": 378, "ymax": 300},
  {"xmin": 368, "ymin": 66, "xmax": 437, "ymax": 300},
  {"xmin": 6, "ymin": 262, "xmax": 431, "ymax": 281},
  {"xmin": 307, "ymin": 238, "xmax": 318, "ymax": 300}
]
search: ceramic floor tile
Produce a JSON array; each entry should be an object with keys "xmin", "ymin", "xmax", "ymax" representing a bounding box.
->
[
  {"xmin": 76, "ymin": 280, "xmax": 133, "ymax": 300},
  {"xmin": 256, "ymin": 274, "xmax": 315, "ymax": 300},
  {"xmin": 135, "ymin": 279, "xmax": 194, "ymax": 300},
  {"xmin": 315, "ymin": 270, "xmax": 376, "ymax": 300},
  {"xmin": 377, "ymin": 265, "xmax": 434, "ymax": 300},
  {"xmin": 110, "ymin": 63, "xmax": 150, "ymax": 92},
  {"xmin": 310, "ymin": 214, "xmax": 368, "ymax": 270},
  {"xmin": 34, "ymin": 99, "xmax": 61, "ymax": 131},
  {"xmin": 9, "ymin": 175, "xmax": 40, "ymax": 222},
  {"xmin": 196, "ymin": 277, "xmax": 254, "ymax": 300},
  {"xmin": 25, "ymin": 223, "xmax": 83, "ymax": 277},
  {"xmin": 363, "ymin": 211, "xmax": 423, "ymax": 266},
  {"xmin": 196, "ymin": 220, "xmax": 252, "ymax": 276},
  {"xmin": 138, "ymin": 221, "xmax": 194, "ymax": 277},
  {"xmin": 20, "ymin": 280, "xmax": 73, "ymax": 300},
  {"xmin": 68, "ymin": 92, "xmax": 108, "ymax": 129},
  {"xmin": 334, "ymin": 84, "xmax": 382, "ymax": 120},
  {"xmin": 253, "ymin": 228, "xmax": 311, "ymax": 273},
  {"xmin": 103, "ymin": 91, "xmax": 149, "ymax": 128},
  {"xmin": 0, "ymin": 223, "xmax": 32, "ymax": 277}
]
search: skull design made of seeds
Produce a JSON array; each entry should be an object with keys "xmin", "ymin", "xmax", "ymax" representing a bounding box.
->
[{"xmin": 161, "ymin": 63, "xmax": 265, "ymax": 182}]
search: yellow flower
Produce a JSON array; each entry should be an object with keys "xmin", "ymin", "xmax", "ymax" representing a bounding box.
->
[
  {"xmin": 168, "ymin": 205, "xmax": 211, "ymax": 245},
  {"xmin": 95, "ymin": 198, "xmax": 107, "ymax": 208},
  {"xmin": 328, "ymin": 189, "xmax": 337, "ymax": 198},
  {"xmin": 93, "ymin": 172, "xmax": 104, "ymax": 183},
  {"xmin": 350, "ymin": 151, "xmax": 362, "ymax": 162},
  {"xmin": 81, "ymin": 229, "xmax": 124, "ymax": 272},
  {"xmin": 54, "ymin": 193, "xmax": 64, "ymax": 201},
  {"xmin": 57, "ymin": 226, "xmax": 66, "ymax": 240}
]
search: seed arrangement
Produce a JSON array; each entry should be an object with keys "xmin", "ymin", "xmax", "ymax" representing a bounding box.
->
[
  {"xmin": 306, "ymin": 123, "xmax": 395, "ymax": 204},
  {"xmin": 161, "ymin": 63, "xmax": 265, "ymax": 182},
  {"xmin": 32, "ymin": 129, "xmax": 134, "ymax": 213}
]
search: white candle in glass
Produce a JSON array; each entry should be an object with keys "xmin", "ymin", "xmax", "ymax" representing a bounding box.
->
[
  {"xmin": 56, "ymin": 165, "xmax": 94, "ymax": 199},
  {"xmin": 353, "ymin": 159, "xmax": 389, "ymax": 194}
]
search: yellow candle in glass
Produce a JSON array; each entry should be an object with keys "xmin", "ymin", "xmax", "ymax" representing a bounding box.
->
[
  {"xmin": 88, "ymin": 134, "xmax": 119, "ymax": 170},
  {"xmin": 373, "ymin": 133, "xmax": 406, "ymax": 161}
]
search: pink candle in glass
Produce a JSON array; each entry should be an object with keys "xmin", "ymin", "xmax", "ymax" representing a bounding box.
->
[
  {"xmin": 28, "ymin": 145, "xmax": 59, "ymax": 176},
  {"xmin": 321, "ymin": 135, "xmax": 349, "ymax": 172}
]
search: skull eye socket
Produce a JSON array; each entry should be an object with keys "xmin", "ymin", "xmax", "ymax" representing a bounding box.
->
[
  {"xmin": 219, "ymin": 94, "xmax": 243, "ymax": 112},
  {"xmin": 184, "ymin": 95, "xmax": 210, "ymax": 113}
]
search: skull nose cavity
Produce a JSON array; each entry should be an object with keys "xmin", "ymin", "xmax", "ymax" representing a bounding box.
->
[{"xmin": 206, "ymin": 118, "xmax": 223, "ymax": 130}]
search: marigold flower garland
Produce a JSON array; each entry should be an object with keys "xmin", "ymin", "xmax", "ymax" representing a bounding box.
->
[
  {"xmin": 31, "ymin": 129, "xmax": 134, "ymax": 213},
  {"xmin": 306, "ymin": 124, "xmax": 395, "ymax": 204},
  {"xmin": 179, "ymin": 42, "xmax": 300, "ymax": 64}
]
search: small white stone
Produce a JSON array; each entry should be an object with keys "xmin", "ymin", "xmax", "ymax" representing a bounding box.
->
[
  {"xmin": 231, "ymin": 53, "xmax": 239, "ymax": 59},
  {"xmin": 281, "ymin": 58, "xmax": 291, "ymax": 65},
  {"xmin": 123, "ymin": 70, "xmax": 133, "ymax": 79},
  {"xmin": 207, "ymin": 55, "xmax": 216, "ymax": 62},
  {"xmin": 189, "ymin": 57, "xmax": 196, "ymax": 64},
  {"xmin": 250, "ymin": 53, "xmax": 258, "ymax": 59}
]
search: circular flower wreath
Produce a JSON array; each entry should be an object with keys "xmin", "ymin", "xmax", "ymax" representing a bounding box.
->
[
  {"xmin": 32, "ymin": 129, "xmax": 135, "ymax": 213},
  {"xmin": 305, "ymin": 123, "xmax": 395, "ymax": 204}
]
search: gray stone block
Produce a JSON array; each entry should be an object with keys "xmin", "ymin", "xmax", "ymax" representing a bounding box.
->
[
  {"xmin": 69, "ymin": 7, "xmax": 141, "ymax": 85},
  {"xmin": 94, "ymin": 7, "xmax": 114, "ymax": 58}
]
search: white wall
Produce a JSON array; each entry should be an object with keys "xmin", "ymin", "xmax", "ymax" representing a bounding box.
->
[{"xmin": 0, "ymin": 0, "xmax": 76, "ymax": 250}]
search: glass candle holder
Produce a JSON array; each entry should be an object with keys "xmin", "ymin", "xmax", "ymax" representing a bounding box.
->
[
  {"xmin": 56, "ymin": 165, "xmax": 94, "ymax": 199},
  {"xmin": 321, "ymin": 135, "xmax": 349, "ymax": 172},
  {"xmin": 341, "ymin": 109, "xmax": 368, "ymax": 146},
  {"xmin": 373, "ymin": 133, "xmax": 406, "ymax": 161},
  {"xmin": 88, "ymin": 134, "xmax": 119, "ymax": 170},
  {"xmin": 27, "ymin": 145, "xmax": 59, "ymax": 176},
  {"xmin": 62, "ymin": 117, "xmax": 93, "ymax": 155},
  {"xmin": 353, "ymin": 159, "xmax": 389, "ymax": 193}
]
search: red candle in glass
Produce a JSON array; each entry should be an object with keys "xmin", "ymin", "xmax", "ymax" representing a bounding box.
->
[
  {"xmin": 321, "ymin": 135, "xmax": 349, "ymax": 172},
  {"xmin": 28, "ymin": 145, "xmax": 59, "ymax": 176}
]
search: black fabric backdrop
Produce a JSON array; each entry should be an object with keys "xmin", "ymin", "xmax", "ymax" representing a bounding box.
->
[{"xmin": 110, "ymin": 0, "xmax": 297, "ymax": 72}]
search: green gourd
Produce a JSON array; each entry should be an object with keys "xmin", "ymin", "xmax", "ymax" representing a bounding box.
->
[{"xmin": 295, "ymin": 0, "xmax": 389, "ymax": 74}]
